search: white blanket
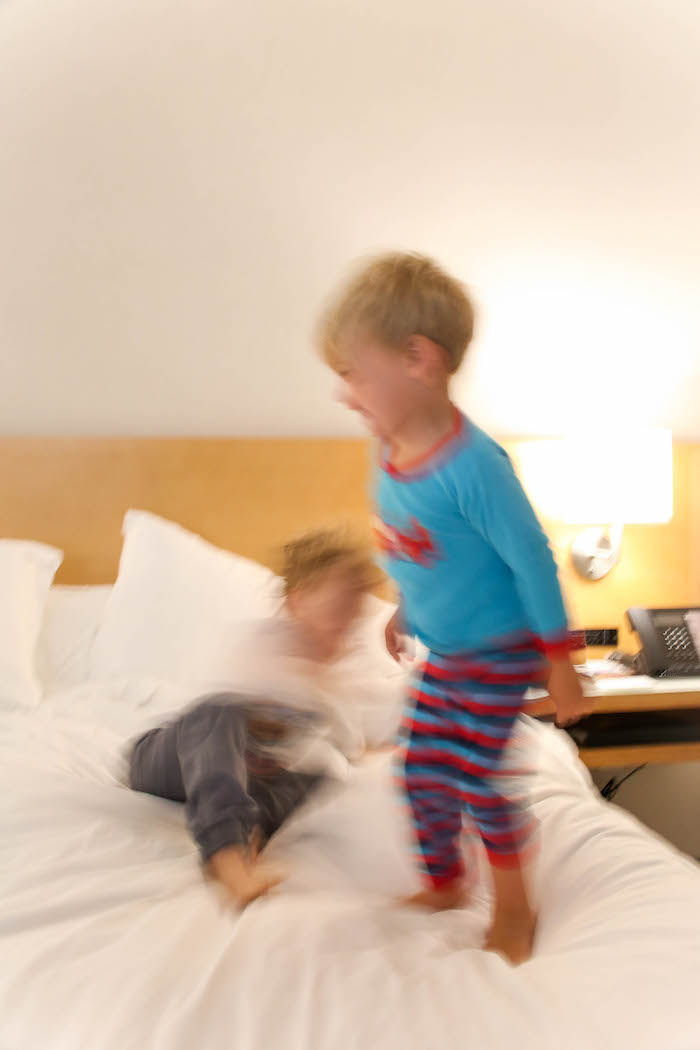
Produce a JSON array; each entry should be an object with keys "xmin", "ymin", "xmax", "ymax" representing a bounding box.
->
[{"xmin": 1, "ymin": 682, "xmax": 700, "ymax": 1050}]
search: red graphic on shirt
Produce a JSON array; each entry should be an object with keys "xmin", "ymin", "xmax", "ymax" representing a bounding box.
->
[{"xmin": 373, "ymin": 516, "xmax": 438, "ymax": 567}]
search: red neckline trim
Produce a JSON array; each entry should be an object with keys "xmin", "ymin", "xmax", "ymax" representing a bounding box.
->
[{"xmin": 383, "ymin": 405, "xmax": 463, "ymax": 477}]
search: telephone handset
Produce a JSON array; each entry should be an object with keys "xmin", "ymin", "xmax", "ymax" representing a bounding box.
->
[{"xmin": 627, "ymin": 607, "xmax": 700, "ymax": 678}]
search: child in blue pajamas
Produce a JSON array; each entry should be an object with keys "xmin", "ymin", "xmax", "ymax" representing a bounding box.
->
[{"xmin": 317, "ymin": 252, "xmax": 593, "ymax": 963}]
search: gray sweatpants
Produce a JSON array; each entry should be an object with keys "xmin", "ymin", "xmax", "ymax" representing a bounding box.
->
[{"xmin": 128, "ymin": 694, "xmax": 322, "ymax": 861}]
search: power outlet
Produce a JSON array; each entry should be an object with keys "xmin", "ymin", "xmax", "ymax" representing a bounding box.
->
[{"xmin": 584, "ymin": 628, "xmax": 619, "ymax": 647}]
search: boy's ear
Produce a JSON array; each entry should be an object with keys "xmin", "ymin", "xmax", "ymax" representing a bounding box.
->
[{"xmin": 404, "ymin": 335, "xmax": 448, "ymax": 383}]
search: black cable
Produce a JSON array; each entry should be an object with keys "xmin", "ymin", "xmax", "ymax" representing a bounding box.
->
[{"xmin": 600, "ymin": 764, "xmax": 647, "ymax": 801}]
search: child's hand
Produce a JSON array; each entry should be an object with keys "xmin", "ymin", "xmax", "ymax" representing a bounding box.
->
[
  {"xmin": 385, "ymin": 609, "xmax": 405, "ymax": 662},
  {"xmin": 547, "ymin": 658, "xmax": 596, "ymax": 727}
]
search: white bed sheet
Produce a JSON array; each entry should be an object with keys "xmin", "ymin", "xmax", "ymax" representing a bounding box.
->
[{"xmin": 1, "ymin": 682, "xmax": 700, "ymax": 1050}]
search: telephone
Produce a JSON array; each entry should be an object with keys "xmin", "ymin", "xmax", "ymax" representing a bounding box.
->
[{"xmin": 627, "ymin": 607, "xmax": 700, "ymax": 678}]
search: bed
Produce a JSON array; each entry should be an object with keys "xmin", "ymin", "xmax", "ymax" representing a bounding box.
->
[{"xmin": 1, "ymin": 438, "xmax": 700, "ymax": 1050}]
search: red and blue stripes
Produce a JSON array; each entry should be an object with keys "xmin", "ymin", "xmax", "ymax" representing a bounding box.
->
[{"xmin": 398, "ymin": 639, "xmax": 546, "ymax": 888}]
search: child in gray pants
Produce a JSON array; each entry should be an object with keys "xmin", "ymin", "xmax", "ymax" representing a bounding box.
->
[
  {"xmin": 129, "ymin": 694, "xmax": 323, "ymax": 902},
  {"xmin": 128, "ymin": 526, "xmax": 379, "ymax": 907}
]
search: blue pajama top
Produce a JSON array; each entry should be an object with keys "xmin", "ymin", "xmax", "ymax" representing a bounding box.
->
[{"xmin": 373, "ymin": 408, "xmax": 570, "ymax": 659}]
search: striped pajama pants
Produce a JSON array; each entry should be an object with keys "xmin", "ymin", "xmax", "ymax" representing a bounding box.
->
[{"xmin": 398, "ymin": 638, "xmax": 547, "ymax": 889}]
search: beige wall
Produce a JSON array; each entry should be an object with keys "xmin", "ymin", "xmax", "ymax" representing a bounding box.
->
[{"xmin": 1, "ymin": 0, "xmax": 699, "ymax": 439}]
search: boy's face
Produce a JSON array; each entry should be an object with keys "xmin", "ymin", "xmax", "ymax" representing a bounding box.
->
[
  {"xmin": 334, "ymin": 332, "xmax": 416, "ymax": 442},
  {"xmin": 288, "ymin": 564, "xmax": 366, "ymax": 660}
]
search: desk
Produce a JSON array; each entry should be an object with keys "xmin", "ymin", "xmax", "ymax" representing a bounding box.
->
[{"xmin": 528, "ymin": 676, "xmax": 700, "ymax": 768}]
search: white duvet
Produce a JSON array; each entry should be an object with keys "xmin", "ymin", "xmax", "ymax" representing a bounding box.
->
[{"xmin": 2, "ymin": 681, "xmax": 700, "ymax": 1050}]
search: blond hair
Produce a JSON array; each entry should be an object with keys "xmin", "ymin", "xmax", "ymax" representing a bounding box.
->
[
  {"xmin": 280, "ymin": 525, "xmax": 380, "ymax": 596},
  {"xmin": 318, "ymin": 251, "xmax": 475, "ymax": 374}
]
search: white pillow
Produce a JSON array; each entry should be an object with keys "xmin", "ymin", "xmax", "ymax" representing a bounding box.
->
[
  {"xmin": 0, "ymin": 540, "xmax": 63, "ymax": 709},
  {"xmin": 89, "ymin": 511, "xmax": 281, "ymax": 687},
  {"xmin": 37, "ymin": 585, "xmax": 112, "ymax": 691}
]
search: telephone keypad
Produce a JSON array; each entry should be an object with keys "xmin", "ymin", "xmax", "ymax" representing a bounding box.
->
[{"xmin": 662, "ymin": 626, "xmax": 693, "ymax": 653}]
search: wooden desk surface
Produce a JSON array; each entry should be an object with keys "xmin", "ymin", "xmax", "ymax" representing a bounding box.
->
[{"xmin": 529, "ymin": 676, "xmax": 700, "ymax": 768}]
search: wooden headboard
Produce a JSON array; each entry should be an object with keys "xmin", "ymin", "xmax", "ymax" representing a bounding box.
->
[
  {"xmin": 0, "ymin": 438, "xmax": 374, "ymax": 584},
  {"xmin": 2, "ymin": 437, "xmax": 697, "ymax": 639}
]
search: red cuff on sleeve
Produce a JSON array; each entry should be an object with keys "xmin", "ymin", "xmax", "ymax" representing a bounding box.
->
[{"xmin": 535, "ymin": 632, "xmax": 573, "ymax": 659}]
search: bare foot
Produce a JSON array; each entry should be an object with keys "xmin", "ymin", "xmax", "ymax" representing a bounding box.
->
[
  {"xmin": 484, "ymin": 908, "xmax": 536, "ymax": 965},
  {"xmin": 404, "ymin": 882, "xmax": 469, "ymax": 911},
  {"xmin": 207, "ymin": 845, "xmax": 283, "ymax": 909}
]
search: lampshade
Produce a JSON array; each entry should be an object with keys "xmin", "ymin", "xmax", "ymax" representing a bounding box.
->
[{"xmin": 517, "ymin": 429, "xmax": 673, "ymax": 524}]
